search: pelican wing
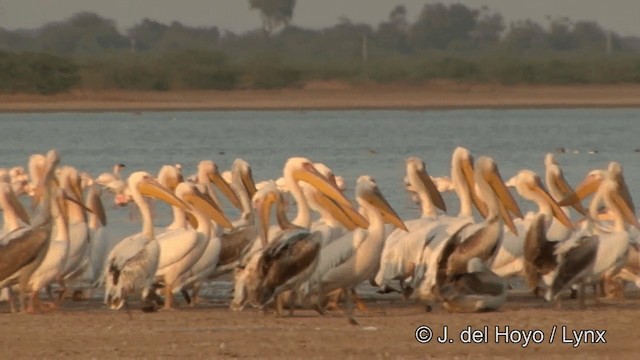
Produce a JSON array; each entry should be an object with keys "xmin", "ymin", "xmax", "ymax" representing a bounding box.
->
[
  {"xmin": 550, "ymin": 235, "xmax": 598, "ymax": 297},
  {"xmin": 260, "ymin": 229, "xmax": 320, "ymax": 289},
  {"xmin": 523, "ymin": 214, "xmax": 557, "ymax": 289},
  {"xmin": 218, "ymin": 225, "xmax": 257, "ymax": 267},
  {"xmin": 0, "ymin": 226, "xmax": 49, "ymax": 282}
]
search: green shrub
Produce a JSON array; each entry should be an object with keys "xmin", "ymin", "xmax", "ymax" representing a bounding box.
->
[{"xmin": 0, "ymin": 51, "xmax": 80, "ymax": 94}]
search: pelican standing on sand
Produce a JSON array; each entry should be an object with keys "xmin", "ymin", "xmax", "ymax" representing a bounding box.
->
[
  {"xmin": 231, "ymin": 157, "xmax": 368, "ymax": 313},
  {"xmin": 0, "ymin": 150, "xmax": 59, "ymax": 313},
  {"xmin": 162, "ymin": 182, "xmax": 234, "ymax": 308},
  {"xmin": 302, "ymin": 175, "xmax": 408, "ymax": 324},
  {"xmin": 25, "ymin": 187, "xmax": 88, "ymax": 311},
  {"xmin": 175, "ymin": 160, "xmax": 244, "ymax": 305},
  {"xmin": 488, "ymin": 169, "xmax": 574, "ymax": 279},
  {"xmin": 104, "ymin": 172, "xmax": 191, "ymax": 311},
  {"xmin": 374, "ymin": 156, "xmax": 446, "ymax": 293},
  {"xmin": 544, "ymin": 173, "xmax": 640, "ymax": 307}
]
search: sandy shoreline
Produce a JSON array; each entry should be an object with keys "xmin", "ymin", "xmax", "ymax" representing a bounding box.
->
[
  {"xmin": 2, "ymin": 289, "xmax": 638, "ymax": 358},
  {"xmin": 2, "ymin": 82, "xmax": 640, "ymax": 112}
]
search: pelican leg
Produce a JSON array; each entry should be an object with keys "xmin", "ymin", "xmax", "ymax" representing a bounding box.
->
[
  {"xmin": 288, "ymin": 291, "xmax": 296, "ymax": 317},
  {"xmin": 312, "ymin": 287, "xmax": 326, "ymax": 316},
  {"xmin": 578, "ymin": 282, "xmax": 586, "ymax": 309},
  {"xmin": 191, "ymin": 284, "xmax": 201, "ymax": 307},
  {"xmin": 274, "ymin": 295, "xmax": 284, "ymax": 316},
  {"xmin": 163, "ymin": 285, "xmax": 175, "ymax": 310},
  {"xmin": 7, "ymin": 287, "xmax": 17, "ymax": 313},
  {"xmin": 56, "ymin": 279, "xmax": 68, "ymax": 305},
  {"xmin": 25, "ymin": 291, "xmax": 41, "ymax": 314},
  {"xmin": 343, "ymin": 290, "xmax": 359, "ymax": 326},
  {"xmin": 553, "ymin": 296, "xmax": 563, "ymax": 310},
  {"xmin": 180, "ymin": 290, "xmax": 192, "ymax": 306},
  {"xmin": 352, "ymin": 289, "xmax": 368, "ymax": 312},
  {"xmin": 45, "ymin": 285, "xmax": 55, "ymax": 302}
]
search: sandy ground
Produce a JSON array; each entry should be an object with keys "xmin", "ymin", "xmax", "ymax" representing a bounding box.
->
[
  {"xmin": 2, "ymin": 82, "xmax": 640, "ymax": 112},
  {"xmin": 1, "ymin": 286, "xmax": 638, "ymax": 359}
]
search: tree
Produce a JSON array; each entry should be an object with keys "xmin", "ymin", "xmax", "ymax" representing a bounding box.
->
[
  {"xmin": 503, "ymin": 20, "xmax": 548, "ymax": 52},
  {"xmin": 35, "ymin": 12, "xmax": 129, "ymax": 54},
  {"xmin": 472, "ymin": 7, "xmax": 504, "ymax": 44},
  {"xmin": 410, "ymin": 3, "xmax": 479, "ymax": 50},
  {"xmin": 248, "ymin": 0, "xmax": 296, "ymax": 35},
  {"xmin": 376, "ymin": 5, "xmax": 411, "ymax": 53}
]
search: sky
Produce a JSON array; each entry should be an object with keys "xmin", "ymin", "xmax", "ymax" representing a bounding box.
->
[{"xmin": 1, "ymin": 0, "xmax": 639, "ymax": 36}]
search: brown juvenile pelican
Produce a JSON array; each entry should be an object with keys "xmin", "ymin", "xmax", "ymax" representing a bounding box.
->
[
  {"xmin": 0, "ymin": 150, "xmax": 60, "ymax": 313},
  {"xmin": 443, "ymin": 156, "xmax": 523, "ymax": 278}
]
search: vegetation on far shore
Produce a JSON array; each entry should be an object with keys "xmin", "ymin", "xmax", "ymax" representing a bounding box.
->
[{"xmin": 2, "ymin": 1, "xmax": 640, "ymax": 94}]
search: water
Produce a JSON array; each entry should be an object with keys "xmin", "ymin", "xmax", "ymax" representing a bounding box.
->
[{"xmin": 1, "ymin": 108, "xmax": 638, "ymax": 242}]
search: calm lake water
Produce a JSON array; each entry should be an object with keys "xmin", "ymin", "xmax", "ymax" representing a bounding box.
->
[{"xmin": 0, "ymin": 109, "xmax": 638, "ymax": 241}]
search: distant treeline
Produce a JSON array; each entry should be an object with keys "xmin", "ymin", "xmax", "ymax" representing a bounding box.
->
[{"xmin": 1, "ymin": 3, "xmax": 640, "ymax": 94}]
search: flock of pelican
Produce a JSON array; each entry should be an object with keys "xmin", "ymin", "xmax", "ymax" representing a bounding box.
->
[{"xmin": 0, "ymin": 147, "xmax": 638, "ymax": 324}]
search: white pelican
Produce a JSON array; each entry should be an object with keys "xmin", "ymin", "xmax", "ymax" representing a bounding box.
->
[
  {"xmin": 231, "ymin": 157, "xmax": 367, "ymax": 313},
  {"xmin": 84, "ymin": 184, "xmax": 110, "ymax": 288},
  {"xmin": 544, "ymin": 174, "xmax": 640, "ymax": 307},
  {"xmin": 171, "ymin": 160, "xmax": 244, "ymax": 305},
  {"xmin": 151, "ymin": 163, "xmax": 234, "ymax": 307},
  {"xmin": 301, "ymin": 175, "xmax": 407, "ymax": 324},
  {"xmin": 0, "ymin": 172, "xmax": 31, "ymax": 241},
  {"xmin": 374, "ymin": 156, "xmax": 446, "ymax": 293},
  {"xmin": 488, "ymin": 170, "xmax": 574, "ymax": 280},
  {"xmin": 543, "ymin": 153, "xmax": 586, "ymax": 241},
  {"xmin": 104, "ymin": 171, "xmax": 190, "ymax": 312},
  {"xmin": 0, "ymin": 150, "xmax": 59, "ymax": 313},
  {"xmin": 26, "ymin": 187, "xmax": 89, "ymax": 311},
  {"xmin": 398, "ymin": 147, "xmax": 486, "ymax": 300},
  {"xmin": 95, "ymin": 163, "xmax": 126, "ymax": 192},
  {"xmin": 194, "ymin": 160, "xmax": 242, "ymax": 212},
  {"xmin": 206, "ymin": 159, "xmax": 258, "ymax": 279},
  {"xmin": 414, "ymin": 155, "xmax": 522, "ymax": 303},
  {"xmin": 305, "ymin": 163, "xmax": 357, "ymax": 247},
  {"xmin": 57, "ymin": 166, "xmax": 91, "ymax": 296},
  {"xmin": 157, "ymin": 181, "xmax": 233, "ymax": 308}
]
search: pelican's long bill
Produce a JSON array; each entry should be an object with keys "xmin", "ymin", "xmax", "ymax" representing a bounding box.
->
[
  {"xmin": 611, "ymin": 188, "xmax": 640, "ymax": 230},
  {"xmin": 184, "ymin": 186, "xmax": 234, "ymax": 229},
  {"xmin": 239, "ymin": 164, "xmax": 257, "ymax": 201},
  {"xmin": 460, "ymin": 153, "xmax": 488, "ymax": 218},
  {"xmin": 409, "ymin": 157, "xmax": 446, "ymax": 212},
  {"xmin": 361, "ymin": 181, "xmax": 408, "ymax": 232},
  {"xmin": 312, "ymin": 192, "xmax": 357, "ymax": 231},
  {"xmin": 550, "ymin": 170, "xmax": 587, "ymax": 215},
  {"xmin": 209, "ymin": 168, "xmax": 242, "ymax": 210},
  {"xmin": 478, "ymin": 157, "xmax": 523, "ymax": 235},
  {"xmin": 558, "ymin": 172, "xmax": 603, "ymax": 207},
  {"xmin": 62, "ymin": 190, "xmax": 93, "ymax": 214},
  {"xmin": 137, "ymin": 176, "xmax": 190, "ymax": 212},
  {"xmin": 293, "ymin": 162, "xmax": 369, "ymax": 229},
  {"xmin": 255, "ymin": 187, "xmax": 279, "ymax": 246},
  {"xmin": 531, "ymin": 176, "xmax": 574, "ymax": 230}
]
